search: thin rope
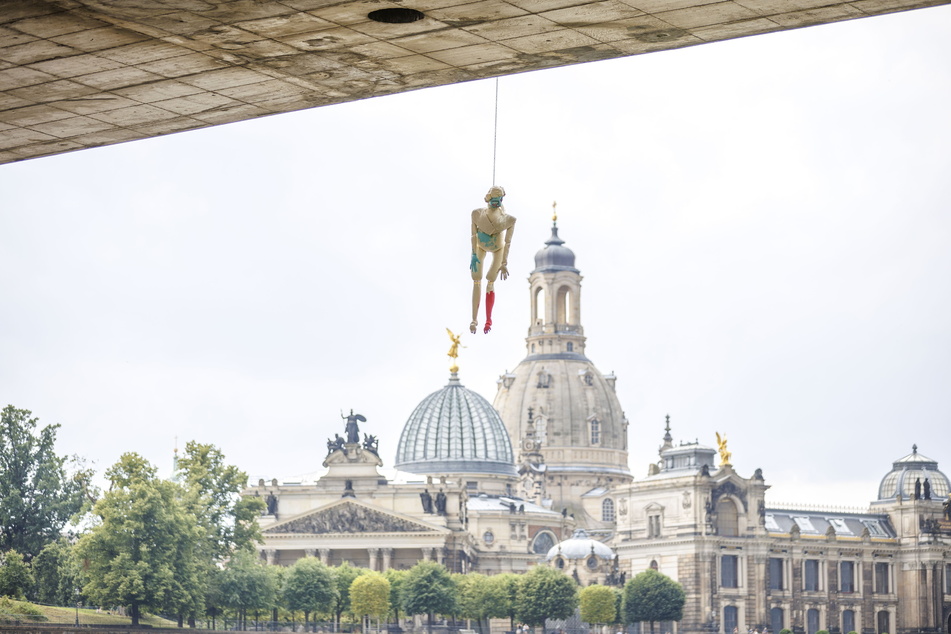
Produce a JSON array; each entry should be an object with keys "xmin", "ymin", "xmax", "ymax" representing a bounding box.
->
[{"xmin": 492, "ymin": 77, "xmax": 499, "ymax": 186}]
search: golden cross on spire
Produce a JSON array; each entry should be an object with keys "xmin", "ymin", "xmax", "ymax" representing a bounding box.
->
[{"xmin": 552, "ymin": 201, "xmax": 558, "ymax": 223}]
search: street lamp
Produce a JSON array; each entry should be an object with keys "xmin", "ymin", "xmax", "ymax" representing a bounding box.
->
[{"xmin": 74, "ymin": 588, "xmax": 80, "ymax": 626}]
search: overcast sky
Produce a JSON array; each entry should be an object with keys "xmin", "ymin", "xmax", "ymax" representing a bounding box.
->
[{"xmin": 2, "ymin": 5, "xmax": 950, "ymax": 509}]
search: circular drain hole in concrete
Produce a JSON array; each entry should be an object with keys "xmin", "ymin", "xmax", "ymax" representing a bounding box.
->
[{"xmin": 368, "ymin": 8, "xmax": 425, "ymax": 23}]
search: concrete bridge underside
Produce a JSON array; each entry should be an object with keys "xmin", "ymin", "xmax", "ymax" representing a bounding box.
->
[{"xmin": 1, "ymin": 0, "xmax": 948, "ymax": 165}]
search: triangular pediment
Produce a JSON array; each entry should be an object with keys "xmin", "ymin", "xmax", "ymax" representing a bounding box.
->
[{"xmin": 264, "ymin": 498, "xmax": 446, "ymax": 535}]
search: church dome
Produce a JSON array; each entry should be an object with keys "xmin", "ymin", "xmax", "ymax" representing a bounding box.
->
[
  {"xmin": 877, "ymin": 445, "xmax": 950, "ymax": 501},
  {"xmin": 546, "ymin": 528, "xmax": 614, "ymax": 561},
  {"xmin": 395, "ymin": 373, "xmax": 518, "ymax": 477},
  {"xmin": 534, "ymin": 225, "xmax": 578, "ymax": 272}
]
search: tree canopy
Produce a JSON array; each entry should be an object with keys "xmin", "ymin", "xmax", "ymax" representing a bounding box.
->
[
  {"xmin": 283, "ymin": 557, "xmax": 338, "ymax": 620},
  {"xmin": 401, "ymin": 560, "xmax": 457, "ymax": 631},
  {"xmin": 175, "ymin": 441, "xmax": 263, "ymax": 561},
  {"xmin": 0, "ymin": 405, "xmax": 88, "ymax": 560},
  {"xmin": 31, "ymin": 538, "xmax": 80, "ymax": 606},
  {"xmin": 580, "ymin": 584, "xmax": 618, "ymax": 625},
  {"xmin": 515, "ymin": 565, "xmax": 578, "ymax": 627},
  {"xmin": 217, "ymin": 549, "xmax": 280, "ymax": 625},
  {"xmin": 350, "ymin": 572, "xmax": 391, "ymax": 621},
  {"xmin": 74, "ymin": 453, "xmax": 204, "ymax": 625},
  {"xmin": 622, "ymin": 569, "xmax": 685, "ymax": 634}
]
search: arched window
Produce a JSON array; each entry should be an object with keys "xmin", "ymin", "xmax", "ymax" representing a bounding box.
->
[
  {"xmin": 532, "ymin": 531, "xmax": 555, "ymax": 554},
  {"xmin": 723, "ymin": 606, "xmax": 738, "ymax": 634},
  {"xmin": 650, "ymin": 559, "xmax": 659, "ymax": 570},
  {"xmin": 770, "ymin": 608, "xmax": 784, "ymax": 634},
  {"xmin": 877, "ymin": 611, "xmax": 889, "ymax": 634},
  {"xmin": 590, "ymin": 419, "xmax": 600, "ymax": 445},
  {"xmin": 567, "ymin": 342, "xmax": 573, "ymax": 352},
  {"xmin": 716, "ymin": 498, "xmax": 739, "ymax": 536},
  {"xmin": 556, "ymin": 286, "xmax": 571, "ymax": 324},
  {"xmin": 842, "ymin": 609, "xmax": 855, "ymax": 634},
  {"xmin": 602, "ymin": 498, "xmax": 615, "ymax": 522},
  {"xmin": 807, "ymin": 609, "xmax": 820, "ymax": 634},
  {"xmin": 537, "ymin": 371, "xmax": 551, "ymax": 388},
  {"xmin": 534, "ymin": 287, "xmax": 545, "ymax": 325}
]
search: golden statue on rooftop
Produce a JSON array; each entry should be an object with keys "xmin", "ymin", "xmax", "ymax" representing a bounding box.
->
[
  {"xmin": 715, "ymin": 431, "xmax": 732, "ymax": 467},
  {"xmin": 446, "ymin": 328, "xmax": 464, "ymax": 373}
]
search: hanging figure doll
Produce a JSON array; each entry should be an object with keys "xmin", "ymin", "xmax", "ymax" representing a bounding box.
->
[{"xmin": 470, "ymin": 186, "xmax": 516, "ymax": 334}]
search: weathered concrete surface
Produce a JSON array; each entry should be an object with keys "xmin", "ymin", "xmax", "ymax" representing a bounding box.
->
[{"xmin": 1, "ymin": 0, "xmax": 948, "ymax": 165}]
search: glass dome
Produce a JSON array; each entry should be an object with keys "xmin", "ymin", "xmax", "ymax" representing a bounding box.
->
[
  {"xmin": 395, "ymin": 373, "xmax": 517, "ymax": 477},
  {"xmin": 877, "ymin": 445, "xmax": 950, "ymax": 500}
]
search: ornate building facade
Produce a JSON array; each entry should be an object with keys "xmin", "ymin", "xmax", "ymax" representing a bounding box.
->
[{"xmin": 243, "ymin": 222, "xmax": 951, "ymax": 634}]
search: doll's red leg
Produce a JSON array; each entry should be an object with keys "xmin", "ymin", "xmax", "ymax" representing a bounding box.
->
[{"xmin": 483, "ymin": 291, "xmax": 495, "ymax": 334}]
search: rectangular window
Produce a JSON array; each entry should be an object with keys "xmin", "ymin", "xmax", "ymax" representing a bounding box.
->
[
  {"xmin": 648, "ymin": 514, "xmax": 661, "ymax": 538},
  {"xmin": 804, "ymin": 559, "xmax": 820, "ymax": 591},
  {"xmin": 841, "ymin": 561, "xmax": 855, "ymax": 593},
  {"xmin": 946, "ymin": 564, "xmax": 951, "ymax": 595},
  {"xmin": 874, "ymin": 562, "xmax": 889, "ymax": 594},
  {"xmin": 769, "ymin": 558, "xmax": 784, "ymax": 590},
  {"xmin": 590, "ymin": 419, "xmax": 600, "ymax": 445},
  {"xmin": 721, "ymin": 554, "xmax": 739, "ymax": 588}
]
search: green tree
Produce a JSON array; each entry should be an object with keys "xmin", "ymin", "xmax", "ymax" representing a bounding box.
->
[
  {"xmin": 515, "ymin": 566, "xmax": 578, "ymax": 627},
  {"xmin": 31, "ymin": 537, "xmax": 79, "ymax": 605},
  {"xmin": 350, "ymin": 572, "xmax": 390, "ymax": 629},
  {"xmin": 283, "ymin": 557, "xmax": 338, "ymax": 630},
  {"xmin": 485, "ymin": 572, "xmax": 520, "ymax": 630},
  {"xmin": 0, "ymin": 550, "xmax": 34, "ymax": 598},
  {"xmin": 454, "ymin": 572, "xmax": 492, "ymax": 630},
  {"xmin": 0, "ymin": 406, "xmax": 88, "ymax": 560},
  {"xmin": 175, "ymin": 441, "xmax": 264, "ymax": 626},
  {"xmin": 218, "ymin": 550, "xmax": 279, "ymax": 630},
  {"xmin": 74, "ymin": 453, "xmax": 204, "ymax": 626},
  {"xmin": 383, "ymin": 568, "xmax": 408, "ymax": 623},
  {"xmin": 580, "ymin": 584, "xmax": 618, "ymax": 626},
  {"xmin": 401, "ymin": 560, "xmax": 457, "ymax": 634},
  {"xmin": 332, "ymin": 562, "xmax": 364, "ymax": 627},
  {"xmin": 175, "ymin": 441, "xmax": 264, "ymax": 560},
  {"xmin": 622, "ymin": 569, "xmax": 685, "ymax": 634}
]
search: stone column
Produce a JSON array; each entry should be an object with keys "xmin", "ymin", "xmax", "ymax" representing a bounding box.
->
[
  {"xmin": 265, "ymin": 549, "xmax": 278, "ymax": 565},
  {"xmin": 382, "ymin": 548, "xmax": 393, "ymax": 571},
  {"xmin": 317, "ymin": 548, "xmax": 331, "ymax": 565},
  {"xmin": 305, "ymin": 548, "xmax": 317, "ymax": 558},
  {"xmin": 436, "ymin": 548, "xmax": 444, "ymax": 565},
  {"xmin": 368, "ymin": 548, "xmax": 380, "ymax": 571},
  {"xmin": 421, "ymin": 547, "xmax": 433, "ymax": 561}
]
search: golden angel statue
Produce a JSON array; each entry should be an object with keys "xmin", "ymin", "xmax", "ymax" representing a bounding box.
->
[
  {"xmin": 446, "ymin": 328, "xmax": 463, "ymax": 361},
  {"xmin": 715, "ymin": 431, "xmax": 732, "ymax": 466},
  {"xmin": 470, "ymin": 186, "xmax": 516, "ymax": 334}
]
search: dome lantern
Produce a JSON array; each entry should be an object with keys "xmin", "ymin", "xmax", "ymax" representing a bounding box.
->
[{"xmin": 877, "ymin": 445, "xmax": 950, "ymax": 501}]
